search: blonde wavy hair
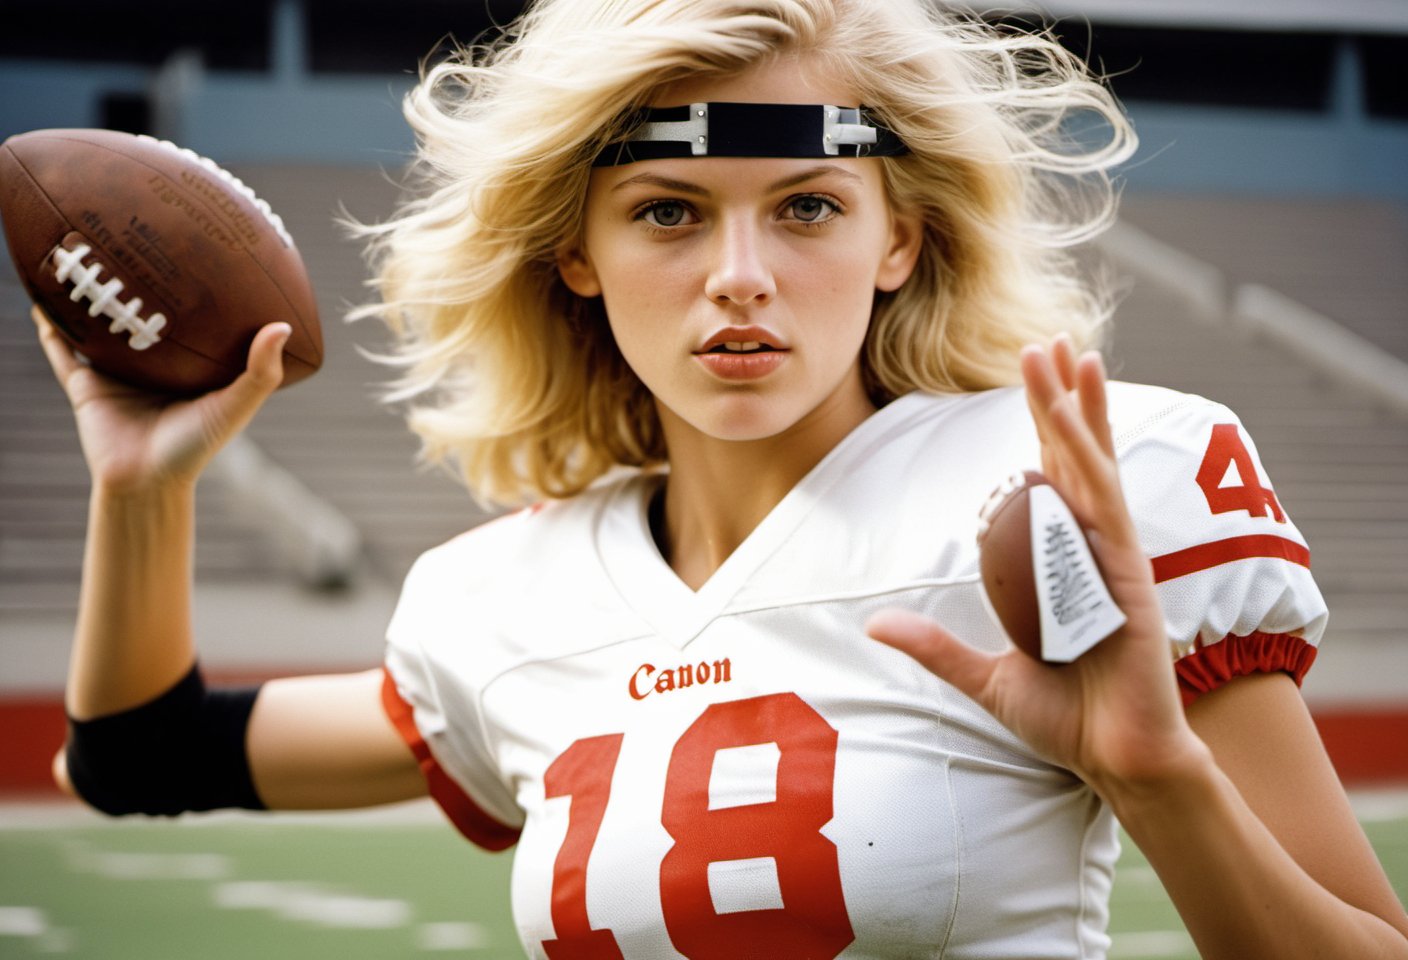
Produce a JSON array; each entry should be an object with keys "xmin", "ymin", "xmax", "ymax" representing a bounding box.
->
[{"xmin": 351, "ymin": 0, "xmax": 1136, "ymax": 507}]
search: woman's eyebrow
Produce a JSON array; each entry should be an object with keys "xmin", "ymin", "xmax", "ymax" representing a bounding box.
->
[
  {"xmin": 610, "ymin": 164, "xmax": 864, "ymax": 195},
  {"xmin": 611, "ymin": 173, "xmax": 709, "ymax": 195},
  {"xmin": 767, "ymin": 165, "xmax": 864, "ymax": 191}
]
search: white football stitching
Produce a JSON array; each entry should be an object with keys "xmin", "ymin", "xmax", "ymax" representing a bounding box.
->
[
  {"xmin": 51, "ymin": 242, "xmax": 167, "ymax": 351},
  {"xmin": 136, "ymin": 134, "xmax": 294, "ymax": 248},
  {"xmin": 975, "ymin": 470, "xmax": 1032, "ymax": 542}
]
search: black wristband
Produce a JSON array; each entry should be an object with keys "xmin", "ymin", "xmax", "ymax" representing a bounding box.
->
[{"xmin": 65, "ymin": 664, "xmax": 266, "ymax": 816}]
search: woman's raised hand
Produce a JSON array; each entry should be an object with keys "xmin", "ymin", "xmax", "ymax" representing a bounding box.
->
[
  {"xmin": 866, "ymin": 337, "xmax": 1208, "ymax": 796},
  {"xmin": 32, "ymin": 307, "xmax": 292, "ymax": 495}
]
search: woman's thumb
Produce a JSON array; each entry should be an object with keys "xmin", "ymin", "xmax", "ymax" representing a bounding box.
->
[{"xmin": 866, "ymin": 608, "xmax": 998, "ymax": 702}]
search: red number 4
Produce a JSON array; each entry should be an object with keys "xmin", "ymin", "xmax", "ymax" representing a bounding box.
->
[
  {"xmin": 541, "ymin": 693, "xmax": 855, "ymax": 959},
  {"xmin": 1195, "ymin": 424, "xmax": 1285, "ymax": 522}
]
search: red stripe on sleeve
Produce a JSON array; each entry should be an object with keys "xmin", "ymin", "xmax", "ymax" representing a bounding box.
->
[
  {"xmin": 380, "ymin": 668, "xmax": 521, "ymax": 851},
  {"xmin": 1150, "ymin": 535, "xmax": 1310, "ymax": 584},
  {"xmin": 1175, "ymin": 631, "xmax": 1318, "ymax": 706}
]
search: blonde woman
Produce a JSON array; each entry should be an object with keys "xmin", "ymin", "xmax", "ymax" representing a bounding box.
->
[{"xmin": 37, "ymin": 0, "xmax": 1408, "ymax": 956}]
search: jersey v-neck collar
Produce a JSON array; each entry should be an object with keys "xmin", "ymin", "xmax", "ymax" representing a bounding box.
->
[{"xmin": 596, "ymin": 391, "xmax": 945, "ymax": 649}]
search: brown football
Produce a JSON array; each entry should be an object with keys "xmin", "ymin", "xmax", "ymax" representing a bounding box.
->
[
  {"xmin": 977, "ymin": 471, "xmax": 1048, "ymax": 659},
  {"xmin": 0, "ymin": 128, "xmax": 321, "ymax": 395},
  {"xmin": 977, "ymin": 471, "xmax": 1125, "ymax": 662}
]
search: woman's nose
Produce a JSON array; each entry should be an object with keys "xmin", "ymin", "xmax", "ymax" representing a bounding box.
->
[{"xmin": 703, "ymin": 218, "xmax": 777, "ymax": 306}]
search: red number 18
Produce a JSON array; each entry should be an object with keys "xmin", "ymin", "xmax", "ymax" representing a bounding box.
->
[{"xmin": 541, "ymin": 693, "xmax": 854, "ymax": 959}]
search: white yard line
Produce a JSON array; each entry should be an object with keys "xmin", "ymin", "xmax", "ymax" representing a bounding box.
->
[
  {"xmin": 0, "ymin": 796, "xmax": 445, "ymax": 829},
  {"xmin": 417, "ymin": 921, "xmax": 494, "ymax": 951},
  {"xmin": 0, "ymin": 906, "xmax": 74, "ymax": 953},
  {"xmin": 213, "ymin": 881, "xmax": 412, "ymax": 929},
  {"xmin": 1350, "ymin": 787, "xmax": 1408, "ymax": 823},
  {"xmin": 0, "ymin": 906, "xmax": 47, "ymax": 936}
]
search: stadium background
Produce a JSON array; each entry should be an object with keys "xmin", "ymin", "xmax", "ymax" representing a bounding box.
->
[{"xmin": 1, "ymin": 1, "xmax": 1405, "ymax": 956}]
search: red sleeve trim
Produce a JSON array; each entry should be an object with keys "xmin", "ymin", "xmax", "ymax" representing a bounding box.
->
[
  {"xmin": 1150, "ymin": 534, "xmax": 1310, "ymax": 584},
  {"xmin": 379, "ymin": 668, "xmax": 521, "ymax": 851},
  {"xmin": 1175, "ymin": 631, "xmax": 1318, "ymax": 707}
]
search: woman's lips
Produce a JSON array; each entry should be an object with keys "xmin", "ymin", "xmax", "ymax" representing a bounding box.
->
[{"xmin": 694, "ymin": 350, "xmax": 788, "ymax": 380}]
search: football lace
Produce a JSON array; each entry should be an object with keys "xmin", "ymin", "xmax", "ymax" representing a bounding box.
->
[
  {"xmin": 975, "ymin": 470, "xmax": 1031, "ymax": 542},
  {"xmin": 51, "ymin": 243, "xmax": 168, "ymax": 351},
  {"xmin": 136, "ymin": 134, "xmax": 294, "ymax": 248}
]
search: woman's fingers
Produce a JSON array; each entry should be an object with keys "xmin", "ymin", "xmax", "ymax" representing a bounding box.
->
[
  {"xmin": 1026, "ymin": 343, "xmax": 1113, "ymax": 463},
  {"xmin": 34, "ymin": 306, "xmax": 291, "ymax": 428},
  {"xmin": 237, "ymin": 321, "xmax": 292, "ymax": 396},
  {"xmin": 1022, "ymin": 343, "xmax": 1138, "ymax": 542},
  {"xmin": 866, "ymin": 608, "xmax": 999, "ymax": 705},
  {"xmin": 32, "ymin": 305, "xmax": 85, "ymax": 389},
  {"xmin": 1021, "ymin": 343, "xmax": 1081, "ymax": 477},
  {"xmin": 1024, "ymin": 338, "xmax": 1109, "ymax": 447},
  {"xmin": 1076, "ymin": 352, "xmax": 1115, "ymax": 459},
  {"xmin": 1051, "ymin": 332, "xmax": 1078, "ymax": 391},
  {"xmin": 202, "ymin": 322, "xmax": 292, "ymax": 438}
]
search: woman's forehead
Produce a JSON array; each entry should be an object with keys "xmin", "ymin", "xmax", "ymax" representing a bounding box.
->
[{"xmin": 650, "ymin": 54, "xmax": 859, "ymax": 109}]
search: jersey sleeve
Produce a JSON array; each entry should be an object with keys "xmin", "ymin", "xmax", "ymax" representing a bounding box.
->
[
  {"xmin": 381, "ymin": 547, "xmax": 525, "ymax": 850},
  {"xmin": 1112, "ymin": 390, "xmax": 1328, "ymax": 705}
]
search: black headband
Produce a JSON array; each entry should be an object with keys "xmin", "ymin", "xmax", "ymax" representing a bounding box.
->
[{"xmin": 593, "ymin": 102, "xmax": 909, "ymax": 167}]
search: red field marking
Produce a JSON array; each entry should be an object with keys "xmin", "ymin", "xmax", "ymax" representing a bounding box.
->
[
  {"xmin": 1312, "ymin": 707, "xmax": 1408, "ymax": 786},
  {"xmin": 0, "ymin": 700, "xmax": 66, "ymax": 791}
]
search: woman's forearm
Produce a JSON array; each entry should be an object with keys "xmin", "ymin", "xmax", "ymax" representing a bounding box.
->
[
  {"xmin": 1103, "ymin": 750, "xmax": 1408, "ymax": 960},
  {"xmin": 68, "ymin": 481, "xmax": 199, "ymax": 720}
]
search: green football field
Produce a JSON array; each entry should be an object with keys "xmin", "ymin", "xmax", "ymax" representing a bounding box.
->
[{"xmin": 1, "ymin": 793, "xmax": 1405, "ymax": 959}]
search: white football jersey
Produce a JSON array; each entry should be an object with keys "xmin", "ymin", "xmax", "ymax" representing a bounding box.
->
[{"xmin": 382, "ymin": 384, "xmax": 1326, "ymax": 960}]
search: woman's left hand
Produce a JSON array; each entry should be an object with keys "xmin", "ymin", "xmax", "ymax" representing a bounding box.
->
[{"xmin": 866, "ymin": 337, "xmax": 1209, "ymax": 796}]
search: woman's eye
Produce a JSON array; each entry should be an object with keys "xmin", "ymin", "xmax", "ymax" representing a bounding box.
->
[
  {"xmin": 639, "ymin": 201, "xmax": 695, "ymax": 228},
  {"xmin": 783, "ymin": 195, "xmax": 839, "ymax": 224}
]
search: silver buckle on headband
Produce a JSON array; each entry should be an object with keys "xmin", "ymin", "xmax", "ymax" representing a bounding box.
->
[
  {"xmin": 631, "ymin": 103, "xmax": 710, "ymax": 155},
  {"xmin": 822, "ymin": 106, "xmax": 879, "ymax": 156}
]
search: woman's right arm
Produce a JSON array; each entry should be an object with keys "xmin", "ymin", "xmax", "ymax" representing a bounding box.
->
[{"xmin": 36, "ymin": 308, "xmax": 424, "ymax": 812}]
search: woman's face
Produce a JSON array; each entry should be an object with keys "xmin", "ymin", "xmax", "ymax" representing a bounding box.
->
[{"xmin": 558, "ymin": 56, "xmax": 921, "ymax": 445}]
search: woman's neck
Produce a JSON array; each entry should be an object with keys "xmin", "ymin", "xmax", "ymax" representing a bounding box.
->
[{"xmin": 654, "ymin": 387, "xmax": 877, "ymax": 591}]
